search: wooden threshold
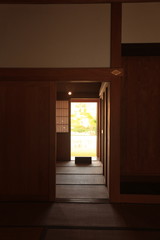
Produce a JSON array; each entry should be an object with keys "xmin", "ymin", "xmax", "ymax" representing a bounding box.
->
[{"xmin": 55, "ymin": 198, "xmax": 109, "ymax": 203}]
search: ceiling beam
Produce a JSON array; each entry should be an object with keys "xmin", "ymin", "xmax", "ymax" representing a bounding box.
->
[
  {"xmin": 0, "ymin": 0, "xmax": 159, "ymax": 3},
  {"xmin": 0, "ymin": 68, "xmax": 123, "ymax": 82}
]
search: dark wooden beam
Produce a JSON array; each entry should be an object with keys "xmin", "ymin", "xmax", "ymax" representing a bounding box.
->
[
  {"xmin": 0, "ymin": 68, "xmax": 123, "ymax": 82},
  {"xmin": 49, "ymin": 81, "xmax": 56, "ymax": 201},
  {"xmin": 122, "ymin": 43, "xmax": 160, "ymax": 56},
  {"xmin": 0, "ymin": 0, "xmax": 106, "ymax": 2},
  {"xmin": 0, "ymin": 0, "xmax": 159, "ymax": 3},
  {"xmin": 110, "ymin": 3, "xmax": 122, "ymax": 67},
  {"xmin": 110, "ymin": 75, "xmax": 121, "ymax": 202}
]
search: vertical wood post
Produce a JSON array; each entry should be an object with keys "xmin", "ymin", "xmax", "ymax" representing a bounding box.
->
[
  {"xmin": 49, "ymin": 81, "xmax": 56, "ymax": 201},
  {"xmin": 109, "ymin": 3, "xmax": 122, "ymax": 202}
]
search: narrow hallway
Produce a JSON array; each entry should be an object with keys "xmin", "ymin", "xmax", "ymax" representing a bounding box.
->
[{"xmin": 56, "ymin": 160, "xmax": 109, "ymax": 201}]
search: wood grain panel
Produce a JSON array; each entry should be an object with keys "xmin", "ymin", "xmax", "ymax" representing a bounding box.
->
[
  {"xmin": 0, "ymin": 81, "xmax": 51, "ymax": 200},
  {"xmin": 121, "ymin": 57, "xmax": 160, "ymax": 176},
  {"xmin": 57, "ymin": 133, "xmax": 71, "ymax": 162}
]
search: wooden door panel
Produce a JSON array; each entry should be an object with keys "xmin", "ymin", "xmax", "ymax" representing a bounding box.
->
[
  {"xmin": 0, "ymin": 81, "xmax": 51, "ymax": 200},
  {"xmin": 121, "ymin": 57, "xmax": 160, "ymax": 176}
]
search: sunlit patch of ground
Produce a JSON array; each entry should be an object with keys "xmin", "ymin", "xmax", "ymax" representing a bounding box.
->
[{"xmin": 71, "ymin": 136, "xmax": 96, "ymax": 157}]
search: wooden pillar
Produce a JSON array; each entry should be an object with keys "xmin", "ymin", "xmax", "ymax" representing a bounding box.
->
[{"xmin": 109, "ymin": 3, "xmax": 122, "ymax": 202}]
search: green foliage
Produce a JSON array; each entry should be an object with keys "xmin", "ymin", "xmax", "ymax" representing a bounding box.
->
[{"xmin": 71, "ymin": 103, "xmax": 97, "ymax": 135}]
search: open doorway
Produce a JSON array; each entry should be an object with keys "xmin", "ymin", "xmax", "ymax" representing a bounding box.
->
[
  {"xmin": 71, "ymin": 100, "xmax": 98, "ymax": 160},
  {"xmin": 56, "ymin": 82, "xmax": 109, "ymax": 202}
]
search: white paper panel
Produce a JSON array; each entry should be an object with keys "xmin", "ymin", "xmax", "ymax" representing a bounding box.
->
[
  {"xmin": 0, "ymin": 4, "xmax": 110, "ymax": 67},
  {"xmin": 122, "ymin": 3, "xmax": 160, "ymax": 43}
]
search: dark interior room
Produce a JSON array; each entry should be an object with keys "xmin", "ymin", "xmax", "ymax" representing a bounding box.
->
[{"xmin": 0, "ymin": 1, "xmax": 160, "ymax": 239}]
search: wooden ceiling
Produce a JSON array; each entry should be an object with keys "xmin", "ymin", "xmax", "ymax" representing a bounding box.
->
[
  {"xmin": 0, "ymin": 0, "xmax": 158, "ymax": 3},
  {"xmin": 57, "ymin": 82, "xmax": 101, "ymax": 94}
]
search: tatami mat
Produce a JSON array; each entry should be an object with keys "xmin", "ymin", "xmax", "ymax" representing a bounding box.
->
[
  {"xmin": 45, "ymin": 229, "xmax": 160, "ymax": 240},
  {"xmin": 0, "ymin": 227, "xmax": 43, "ymax": 240},
  {"xmin": 56, "ymin": 174, "xmax": 105, "ymax": 185},
  {"xmin": 0, "ymin": 203, "xmax": 160, "ymax": 229},
  {"xmin": 56, "ymin": 161, "xmax": 102, "ymax": 167},
  {"xmin": 56, "ymin": 185, "xmax": 108, "ymax": 198},
  {"xmin": 56, "ymin": 166, "xmax": 103, "ymax": 174}
]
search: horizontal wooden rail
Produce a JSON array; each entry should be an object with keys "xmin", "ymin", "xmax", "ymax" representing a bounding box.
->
[
  {"xmin": 0, "ymin": 68, "xmax": 123, "ymax": 82},
  {"xmin": 0, "ymin": 0, "xmax": 158, "ymax": 3}
]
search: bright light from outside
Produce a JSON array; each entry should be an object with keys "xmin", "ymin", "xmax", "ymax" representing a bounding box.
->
[{"xmin": 71, "ymin": 102, "xmax": 97, "ymax": 158}]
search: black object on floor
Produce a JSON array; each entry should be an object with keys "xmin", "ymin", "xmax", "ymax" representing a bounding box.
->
[{"xmin": 75, "ymin": 157, "xmax": 92, "ymax": 164}]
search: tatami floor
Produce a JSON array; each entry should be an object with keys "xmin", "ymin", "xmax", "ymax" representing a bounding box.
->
[
  {"xmin": 0, "ymin": 161, "xmax": 160, "ymax": 239},
  {"xmin": 0, "ymin": 202, "xmax": 160, "ymax": 239},
  {"xmin": 56, "ymin": 160, "xmax": 109, "ymax": 201}
]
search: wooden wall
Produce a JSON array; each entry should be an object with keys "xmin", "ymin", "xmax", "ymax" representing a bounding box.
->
[
  {"xmin": 121, "ymin": 56, "xmax": 160, "ymax": 177},
  {"xmin": 57, "ymin": 124, "xmax": 71, "ymax": 162},
  {"xmin": 0, "ymin": 81, "xmax": 56, "ymax": 201}
]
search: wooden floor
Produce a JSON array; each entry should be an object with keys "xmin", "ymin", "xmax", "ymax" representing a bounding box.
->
[{"xmin": 56, "ymin": 160, "xmax": 108, "ymax": 200}]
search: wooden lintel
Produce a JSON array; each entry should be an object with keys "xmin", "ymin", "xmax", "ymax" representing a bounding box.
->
[
  {"xmin": 0, "ymin": 0, "xmax": 159, "ymax": 3},
  {"xmin": 0, "ymin": 68, "xmax": 123, "ymax": 82}
]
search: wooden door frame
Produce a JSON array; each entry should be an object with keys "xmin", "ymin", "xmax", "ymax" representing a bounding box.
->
[{"xmin": 99, "ymin": 79, "xmax": 121, "ymax": 201}]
